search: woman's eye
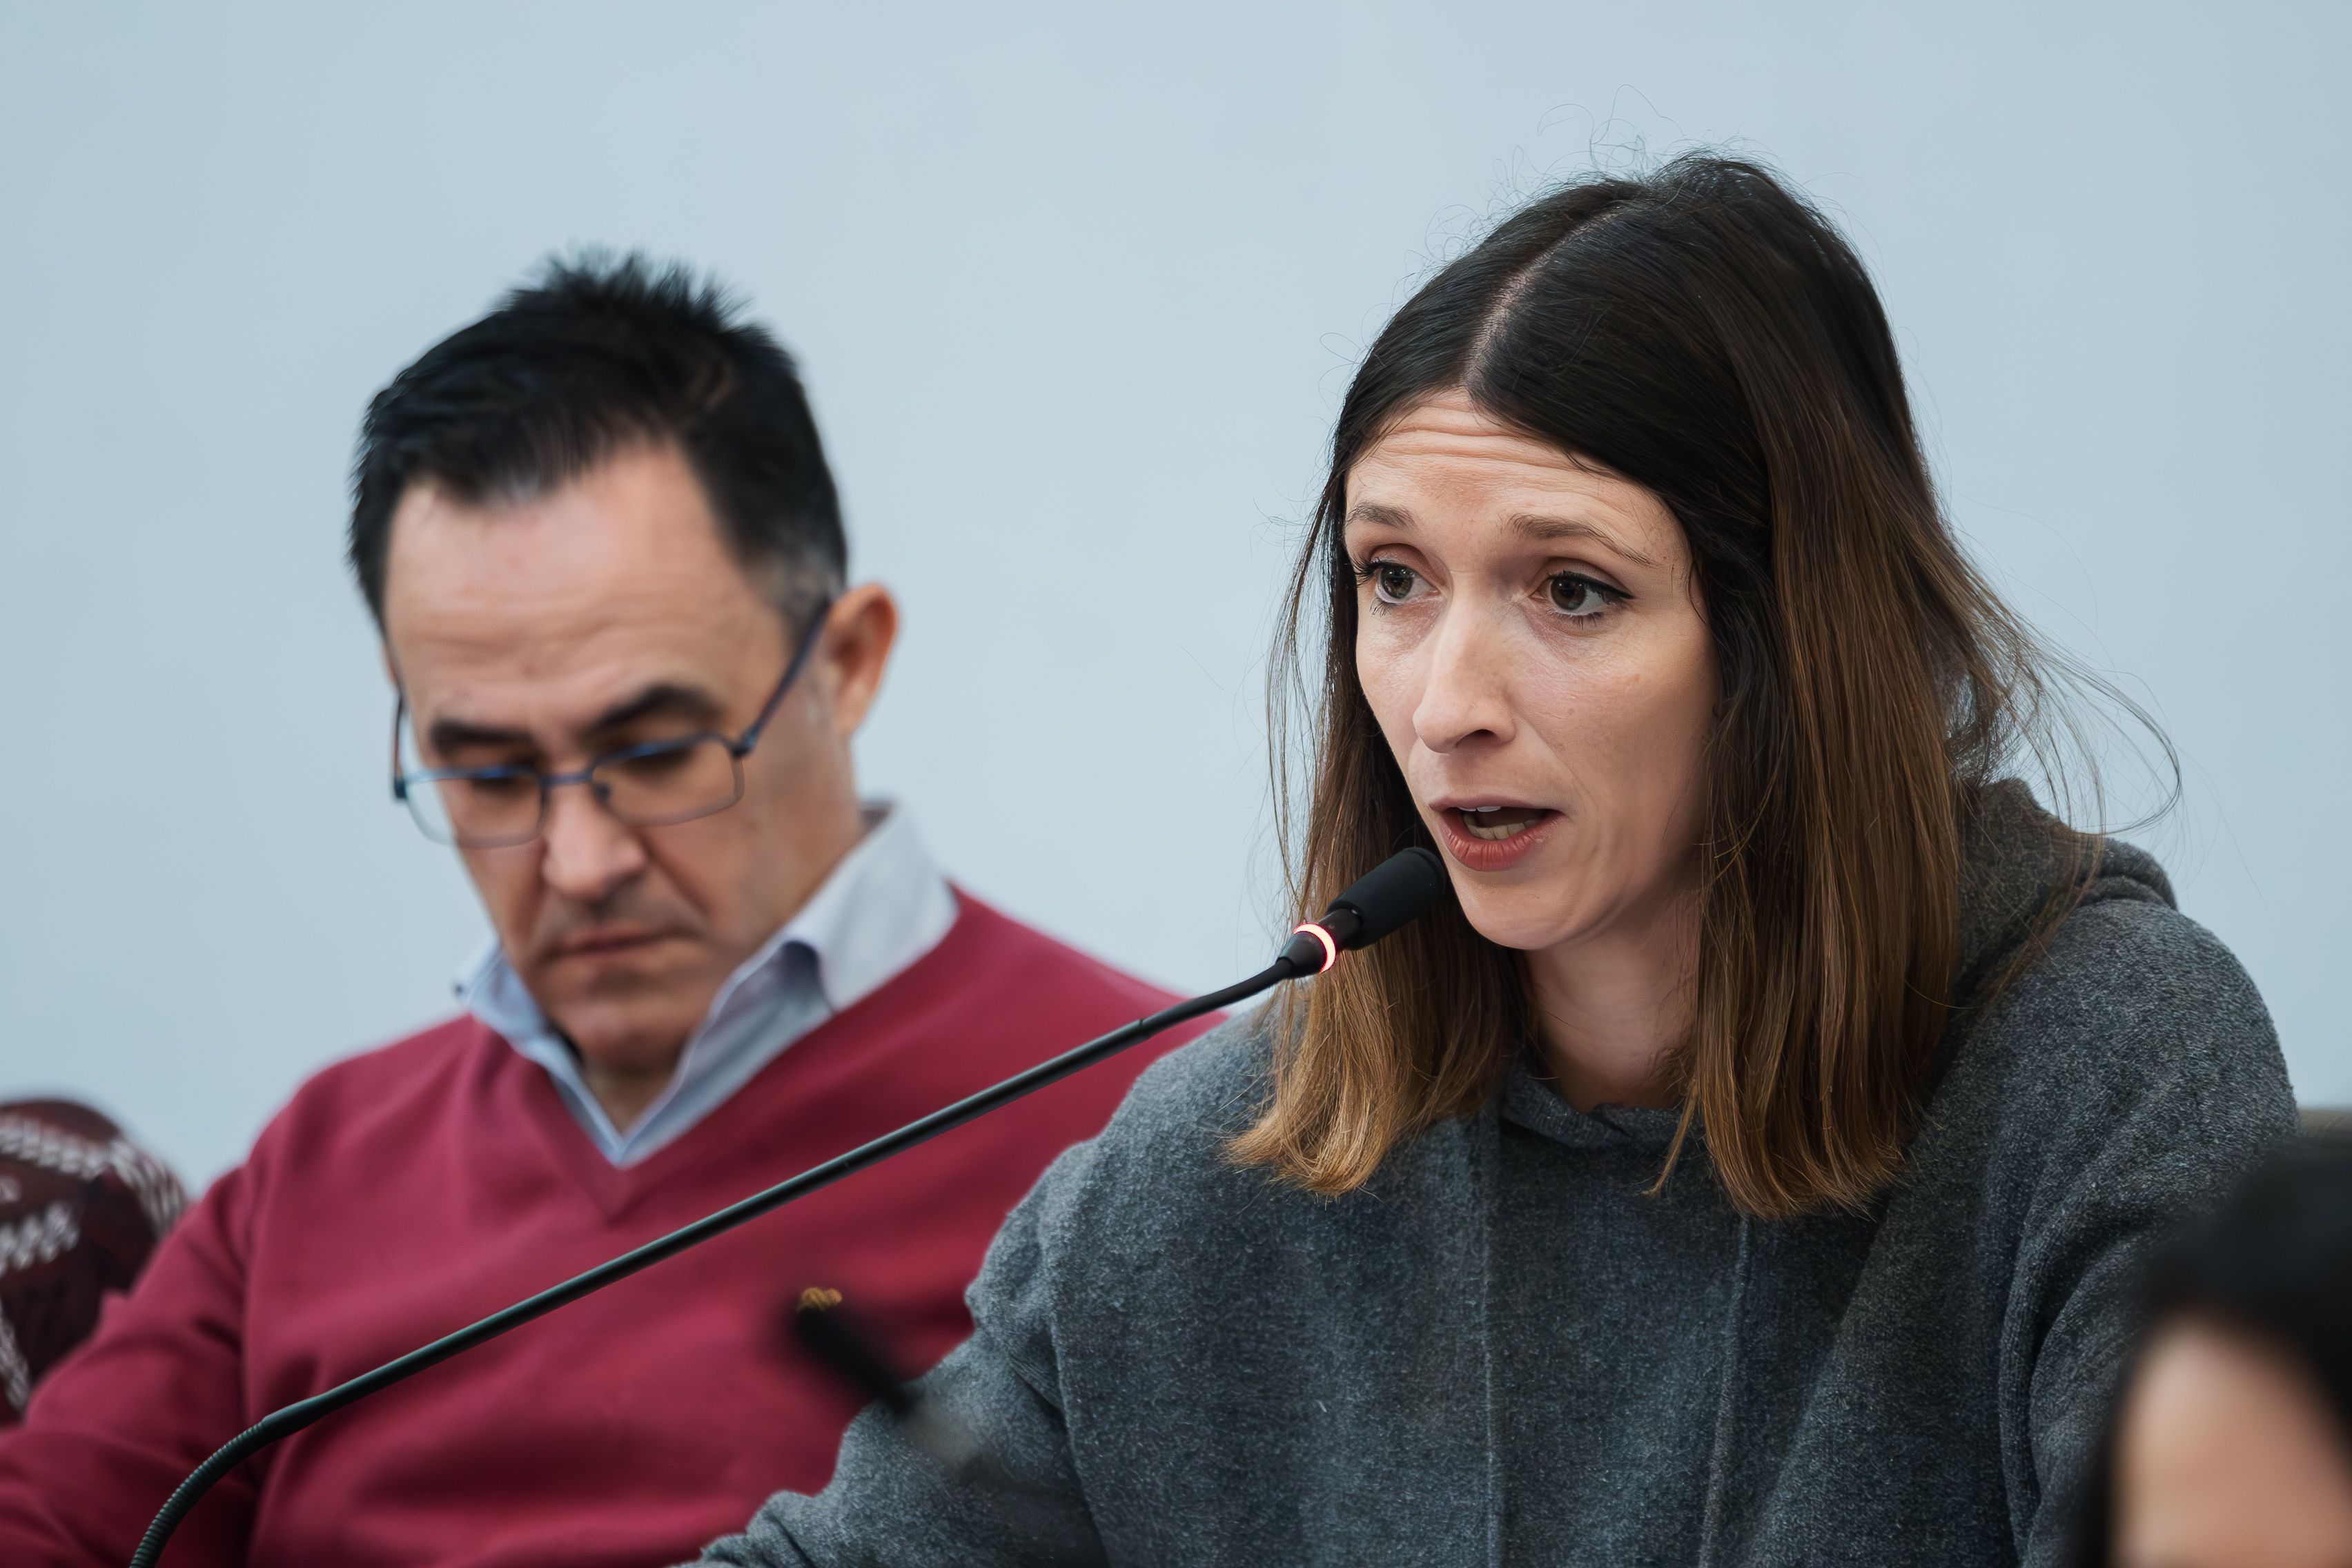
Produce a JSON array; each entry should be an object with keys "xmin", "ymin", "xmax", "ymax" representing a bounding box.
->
[
  {"xmin": 1547, "ymin": 573, "xmax": 1618, "ymax": 619},
  {"xmin": 1370, "ymin": 562, "xmax": 1420, "ymax": 604}
]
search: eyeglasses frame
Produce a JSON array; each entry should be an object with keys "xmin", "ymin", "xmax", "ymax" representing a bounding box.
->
[{"xmin": 389, "ymin": 597, "xmax": 836, "ymax": 849}]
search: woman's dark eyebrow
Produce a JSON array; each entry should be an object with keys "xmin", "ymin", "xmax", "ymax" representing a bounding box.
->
[
  {"xmin": 1345, "ymin": 502, "xmax": 1659, "ymax": 568},
  {"xmin": 1507, "ymin": 512, "xmax": 1659, "ymax": 567},
  {"xmin": 1342, "ymin": 502, "xmax": 1415, "ymax": 531}
]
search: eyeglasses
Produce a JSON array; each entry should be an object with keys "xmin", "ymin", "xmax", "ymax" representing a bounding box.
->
[{"xmin": 391, "ymin": 601, "xmax": 833, "ymax": 850}]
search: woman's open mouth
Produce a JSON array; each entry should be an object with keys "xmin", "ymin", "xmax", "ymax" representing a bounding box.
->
[
  {"xmin": 1431, "ymin": 801, "xmax": 1561, "ymax": 871},
  {"xmin": 1454, "ymin": 805, "xmax": 1551, "ymax": 842}
]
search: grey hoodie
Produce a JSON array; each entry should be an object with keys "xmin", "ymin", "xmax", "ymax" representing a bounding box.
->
[{"xmin": 695, "ymin": 785, "xmax": 2293, "ymax": 1567}]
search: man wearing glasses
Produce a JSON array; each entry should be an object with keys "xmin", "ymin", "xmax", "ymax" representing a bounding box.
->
[{"xmin": 0, "ymin": 257, "xmax": 1211, "ymax": 1567}]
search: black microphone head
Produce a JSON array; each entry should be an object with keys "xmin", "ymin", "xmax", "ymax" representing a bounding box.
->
[{"xmin": 1320, "ymin": 847, "xmax": 1448, "ymax": 951}]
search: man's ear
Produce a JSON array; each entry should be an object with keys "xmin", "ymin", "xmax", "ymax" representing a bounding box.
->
[{"xmin": 817, "ymin": 584, "xmax": 899, "ymax": 741}]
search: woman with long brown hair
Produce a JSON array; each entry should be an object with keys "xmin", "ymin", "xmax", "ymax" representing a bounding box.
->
[{"xmin": 696, "ymin": 155, "xmax": 2293, "ymax": 1567}]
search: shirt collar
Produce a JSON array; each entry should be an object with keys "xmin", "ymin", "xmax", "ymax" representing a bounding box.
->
[
  {"xmin": 756, "ymin": 801, "xmax": 954, "ymax": 1017},
  {"xmin": 454, "ymin": 802, "xmax": 956, "ymax": 1129}
]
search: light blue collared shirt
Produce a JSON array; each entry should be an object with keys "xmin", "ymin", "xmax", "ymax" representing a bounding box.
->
[{"xmin": 455, "ymin": 804, "xmax": 959, "ymax": 1166}]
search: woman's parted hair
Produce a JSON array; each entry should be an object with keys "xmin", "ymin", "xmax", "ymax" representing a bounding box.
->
[{"xmin": 1235, "ymin": 154, "xmax": 2088, "ymax": 1219}]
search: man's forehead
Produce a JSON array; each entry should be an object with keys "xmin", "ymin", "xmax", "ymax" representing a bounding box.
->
[
  {"xmin": 395, "ymin": 611, "xmax": 736, "ymax": 745},
  {"xmin": 384, "ymin": 447, "xmax": 748, "ymax": 612},
  {"xmin": 381, "ymin": 447, "xmax": 787, "ymax": 722}
]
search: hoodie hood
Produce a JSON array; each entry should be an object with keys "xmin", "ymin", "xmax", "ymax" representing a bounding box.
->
[{"xmin": 1952, "ymin": 778, "xmax": 2176, "ymax": 1010}]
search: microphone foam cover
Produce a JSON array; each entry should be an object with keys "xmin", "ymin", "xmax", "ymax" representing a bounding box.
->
[{"xmin": 1324, "ymin": 847, "xmax": 1448, "ymax": 950}]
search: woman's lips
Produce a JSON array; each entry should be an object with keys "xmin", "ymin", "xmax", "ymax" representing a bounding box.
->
[{"xmin": 1430, "ymin": 804, "xmax": 1560, "ymax": 872}]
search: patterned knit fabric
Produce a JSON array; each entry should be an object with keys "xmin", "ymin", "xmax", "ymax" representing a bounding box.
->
[{"xmin": 0, "ymin": 1101, "xmax": 185, "ymax": 1423}]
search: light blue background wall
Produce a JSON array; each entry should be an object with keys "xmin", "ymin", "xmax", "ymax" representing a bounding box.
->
[{"xmin": 1, "ymin": 2, "xmax": 2344, "ymax": 1182}]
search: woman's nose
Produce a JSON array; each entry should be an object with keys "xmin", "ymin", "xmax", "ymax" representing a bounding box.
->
[{"xmin": 1410, "ymin": 606, "xmax": 1516, "ymax": 756}]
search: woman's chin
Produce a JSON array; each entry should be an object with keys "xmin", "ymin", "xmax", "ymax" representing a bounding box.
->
[{"xmin": 1452, "ymin": 893, "xmax": 1589, "ymax": 955}]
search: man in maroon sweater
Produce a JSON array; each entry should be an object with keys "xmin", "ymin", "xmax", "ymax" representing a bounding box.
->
[{"xmin": 0, "ymin": 257, "xmax": 1208, "ymax": 1567}]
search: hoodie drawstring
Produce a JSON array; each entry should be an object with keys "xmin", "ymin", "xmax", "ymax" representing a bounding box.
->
[
  {"xmin": 1475, "ymin": 1104, "xmax": 1507, "ymax": 1568},
  {"xmin": 1695, "ymin": 1212, "xmax": 1754, "ymax": 1567}
]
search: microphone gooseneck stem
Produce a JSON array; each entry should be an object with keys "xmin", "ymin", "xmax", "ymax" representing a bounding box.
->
[
  {"xmin": 126, "ymin": 845, "xmax": 1451, "ymax": 1567},
  {"xmin": 126, "ymin": 957, "xmax": 1300, "ymax": 1568}
]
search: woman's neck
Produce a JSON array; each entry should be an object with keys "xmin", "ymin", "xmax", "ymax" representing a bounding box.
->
[{"xmin": 1525, "ymin": 894, "xmax": 1698, "ymax": 1113}]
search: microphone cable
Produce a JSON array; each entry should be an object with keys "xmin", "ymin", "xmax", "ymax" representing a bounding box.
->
[{"xmin": 126, "ymin": 846, "xmax": 1446, "ymax": 1567}]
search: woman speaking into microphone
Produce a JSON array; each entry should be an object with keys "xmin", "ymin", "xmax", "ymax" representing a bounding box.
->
[{"xmin": 694, "ymin": 156, "xmax": 2293, "ymax": 1567}]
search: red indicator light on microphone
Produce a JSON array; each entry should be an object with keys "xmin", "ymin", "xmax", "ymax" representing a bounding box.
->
[{"xmin": 1291, "ymin": 922, "xmax": 1339, "ymax": 974}]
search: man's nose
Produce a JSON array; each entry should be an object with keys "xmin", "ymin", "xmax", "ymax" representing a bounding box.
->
[
  {"xmin": 538, "ymin": 781, "xmax": 649, "ymax": 903},
  {"xmin": 1411, "ymin": 605, "xmax": 1517, "ymax": 756}
]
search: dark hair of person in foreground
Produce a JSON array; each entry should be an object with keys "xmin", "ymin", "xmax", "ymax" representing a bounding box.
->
[{"xmin": 2075, "ymin": 1139, "xmax": 2352, "ymax": 1566}]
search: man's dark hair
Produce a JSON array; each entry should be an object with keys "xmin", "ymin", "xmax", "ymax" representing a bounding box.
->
[{"xmin": 349, "ymin": 252, "xmax": 844, "ymax": 628}]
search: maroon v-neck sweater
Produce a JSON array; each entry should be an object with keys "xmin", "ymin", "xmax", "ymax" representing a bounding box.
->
[{"xmin": 0, "ymin": 894, "xmax": 1212, "ymax": 1567}]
